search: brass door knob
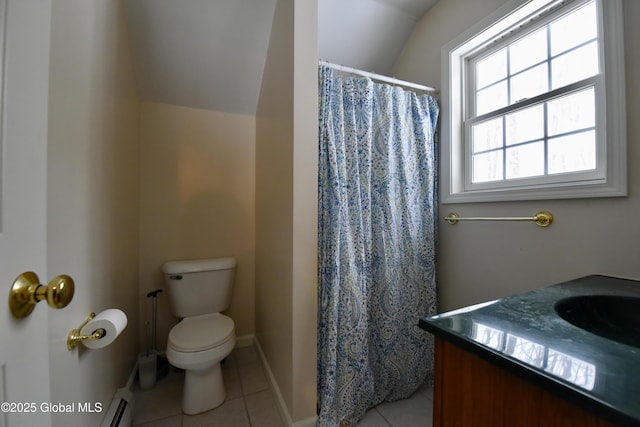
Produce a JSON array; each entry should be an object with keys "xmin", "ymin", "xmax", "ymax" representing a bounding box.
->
[{"xmin": 8, "ymin": 272, "xmax": 75, "ymax": 318}]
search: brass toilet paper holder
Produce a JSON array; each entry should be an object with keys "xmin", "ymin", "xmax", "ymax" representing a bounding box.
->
[{"xmin": 67, "ymin": 312, "xmax": 106, "ymax": 350}]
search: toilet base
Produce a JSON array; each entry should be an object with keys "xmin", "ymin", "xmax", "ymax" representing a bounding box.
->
[{"xmin": 182, "ymin": 362, "xmax": 225, "ymax": 415}]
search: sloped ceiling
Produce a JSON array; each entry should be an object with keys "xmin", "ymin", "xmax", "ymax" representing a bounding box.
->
[
  {"xmin": 123, "ymin": 0, "xmax": 438, "ymax": 116},
  {"xmin": 319, "ymin": 0, "xmax": 438, "ymax": 75}
]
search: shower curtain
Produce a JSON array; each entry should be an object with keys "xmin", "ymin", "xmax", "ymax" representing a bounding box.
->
[{"xmin": 317, "ymin": 65, "xmax": 439, "ymax": 426}]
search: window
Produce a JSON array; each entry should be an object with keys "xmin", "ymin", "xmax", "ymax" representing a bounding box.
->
[{"xmin": 441, "ymin": 0, "xmax": 626, "ymax": 203}]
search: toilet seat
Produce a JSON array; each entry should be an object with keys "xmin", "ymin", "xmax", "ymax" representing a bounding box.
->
[{"xmin": 168, "ymin": 313, "xmax": 234, "ymax": 352}]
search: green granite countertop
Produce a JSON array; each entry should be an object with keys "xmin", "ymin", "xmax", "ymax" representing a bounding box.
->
[{"xmin": 419, "ymin": 275, "xmax": 640, "ymax": 426}]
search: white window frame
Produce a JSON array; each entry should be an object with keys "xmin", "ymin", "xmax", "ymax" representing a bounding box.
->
[{"xmin": 441, "ymin": 0, "xmax": 626, "ymax": 203}]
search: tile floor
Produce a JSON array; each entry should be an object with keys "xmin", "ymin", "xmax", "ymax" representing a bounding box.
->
[
  {"xmin": 133, "ymin": 346, "xmax": 282, "ymax": 427},
  {"xmin": 132, "ymin": 346, "xmax": 434, "ymax": 427},
  {"xmin": 356, "ymin": 383, "xmax": 434, "ymax": 427}
]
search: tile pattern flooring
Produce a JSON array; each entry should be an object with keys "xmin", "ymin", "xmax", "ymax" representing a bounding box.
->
[
  {"xmin": 356, "ymin": 383, "xmax": 433, "ymax": 427},
  {"xmin": 133, "ymin": 346, "xmax": 434, "ymax": 427}
]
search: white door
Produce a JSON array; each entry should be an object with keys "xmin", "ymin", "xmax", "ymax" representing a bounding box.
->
[{"xmin": 0, "ymin": 1, "xmax": 54, "ymax": 426}]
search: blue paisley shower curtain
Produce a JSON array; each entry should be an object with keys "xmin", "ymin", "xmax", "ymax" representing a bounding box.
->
[{"xmin": 317, "ymin": 65, "xmax": 439, "ymax": 426}]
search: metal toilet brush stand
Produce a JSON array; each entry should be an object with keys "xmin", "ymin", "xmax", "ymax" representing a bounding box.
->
[{"xmin": 147, "ymin": 289, "xmax": 169, "ymax": 380}]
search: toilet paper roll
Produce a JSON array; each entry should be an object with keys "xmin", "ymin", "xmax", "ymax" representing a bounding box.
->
[{"xmin": 80, "ymin": 309, "xmax": 128, "ymax": 349}]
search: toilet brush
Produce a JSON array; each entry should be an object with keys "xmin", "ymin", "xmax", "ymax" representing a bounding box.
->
[
  {"xmin": 147, "ymin": 289, "xmax": 169, "ymax": 380},
  {"xmin": 137, "ymin": 321, "xmax": 157, "ymax": 390},
  {"xmin": 144, "ymin": 321, "xmax": 150, "ymax": 357}
]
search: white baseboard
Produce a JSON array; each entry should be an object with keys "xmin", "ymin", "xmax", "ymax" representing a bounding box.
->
[
  {"xmin": 100, "ymin": 359, "xmax": 138, "ymax": 427},
  {"xmin": 254, "ymin": 337, "xmax": 294, "ymax": 426},
  {"xmin": 293, "ymin": 416, "xmax": 319, "ymax": 427},
  {"xmin": 235, "ymin": 334, "xmax": 255, "ymax": 349},
  {"xmin": 254, "ymin": 337, "xmax": 318, "ymax": 427},
  {"xmin": 125, "ymin": 358, "xmax": 138, "ymax": 392}
]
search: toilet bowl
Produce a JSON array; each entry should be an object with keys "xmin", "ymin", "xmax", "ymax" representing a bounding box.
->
[
  {"xmin": 162, "ymin": 257, "xmax": 237, "ymax": 415},
  {"xmin": 166, "ymin": 313, "xmax": 235, "ymax": 414}
]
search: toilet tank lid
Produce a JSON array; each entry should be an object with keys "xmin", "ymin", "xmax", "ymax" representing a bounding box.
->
[{"xmin": 162, "ymin": 257, "xmax": 236, "ymax": 274}]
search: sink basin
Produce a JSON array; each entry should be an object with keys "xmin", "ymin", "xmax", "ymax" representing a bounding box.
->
[{"xmin": 555, "ymin": 295, "xmax": 640, "ymax": 348}]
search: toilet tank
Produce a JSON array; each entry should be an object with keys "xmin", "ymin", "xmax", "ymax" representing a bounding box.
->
[{"xmin": 162, "ymin": 257, "xmax": 236, "ymax": 318}]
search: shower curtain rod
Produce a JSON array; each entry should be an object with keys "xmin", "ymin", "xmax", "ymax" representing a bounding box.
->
[{"xmin": 319, "ymin": 60, "xmax": 437, "ymax": 93}]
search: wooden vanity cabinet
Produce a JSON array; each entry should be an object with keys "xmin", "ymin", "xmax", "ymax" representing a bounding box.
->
[{"xmin": 433, "ymin": 337, "xmax": 614, "ymax": 427}]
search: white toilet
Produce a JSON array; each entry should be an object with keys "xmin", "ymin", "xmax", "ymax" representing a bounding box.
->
[{"xmin": 162, "ymin": 257, "xmax": 236, "ymax": 415}]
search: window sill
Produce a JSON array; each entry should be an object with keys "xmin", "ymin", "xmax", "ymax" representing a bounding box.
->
[{"xmin": 441, "ymin": 179, "xmax": 627, "ymax": 204}]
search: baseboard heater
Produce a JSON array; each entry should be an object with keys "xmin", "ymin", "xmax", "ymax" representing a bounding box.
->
[{"xmin": 100, "ymin": 388, "xmax": 134, "ymax": 427}]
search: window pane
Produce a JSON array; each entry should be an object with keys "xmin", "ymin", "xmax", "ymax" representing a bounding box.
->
[
  {"xmin": 506, "ymin": 142, "xmax": 544, "ymax": 179},
  {"xmin": 477, "ymin": 48, "xmax": 507, "ymax": 88},
  {"xmin": 547, "ymin": 88, "xmax": 595, "ymax": 136},
  {"xmin": 551, "ymin": 42, "xmax": 599, "ymax": 89},
  {"xmin": 506, "ymin": 104, "xmax": 544, "ymax": 146},
  {"xmin": 477, "ymin": 81, "xmax": 508, "ymax": 115},
  {"xmin": 472, "ymin": 117, "xmax": 503, "ymax": 152},
  {"xmin": 451, "ymin": 0, "xmax": 625, "ymax": 201},
  {"xmin": 548, "ymin": 130, "xmax": 596, "ymax": 174},
  {"xmin": 511, "ymin": 64, "xmax": 548, "ymax": 103},
  {"xmin": 510, "ymin": 28, "xmax": 547, "ymax": 74},
  {"xmin": 473, "ymin": 150, "xmax": 503, "ymax": 183},
  {"xmin": 550, "ymin": 1, "xmax": 597, "ymax": 56}
]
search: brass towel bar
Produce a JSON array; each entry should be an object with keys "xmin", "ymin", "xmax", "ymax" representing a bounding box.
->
[{"xmin": 444, "ymin": 211, "xmax": 553, "ymax": 228}]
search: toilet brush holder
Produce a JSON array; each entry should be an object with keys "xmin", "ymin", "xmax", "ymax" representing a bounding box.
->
[{"xmin": 138, "ymin": 350, "xmax": 157, "ymax": 390}]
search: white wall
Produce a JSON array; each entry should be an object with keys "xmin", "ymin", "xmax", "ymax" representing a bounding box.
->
[
  {"xmin": 256, "ymin": 0, "xmax": 318, "ymax": 423},
  {"xmin": 256, "ymin": 0, "xmax": 295, "ymax": 417},
  {"xmin": 292, "ymin": 0, "xmax": 319, "ymax": 420},
  {"xmin": 394, "ymin": 0, "xmax": 640, "ymax": 311},
  {"xmin": 47, "ymin": 0, "xmax": 140, "ymax": 426},
  {"xmin": 138, "ymin": 102, "xmax": 256, "ymax": 352}
]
